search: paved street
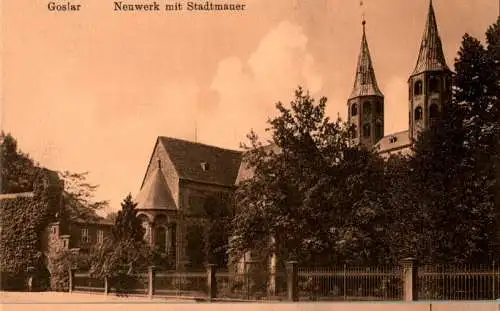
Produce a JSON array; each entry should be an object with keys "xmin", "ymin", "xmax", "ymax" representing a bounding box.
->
[{"xmin": 0, "ymin": 291, "xmax": 190, "ymax": 303}]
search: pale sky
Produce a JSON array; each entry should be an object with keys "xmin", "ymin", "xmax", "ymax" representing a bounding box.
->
[{"xmin": 1, "ymin": 0, "xmax": 498, "ymax": 214}]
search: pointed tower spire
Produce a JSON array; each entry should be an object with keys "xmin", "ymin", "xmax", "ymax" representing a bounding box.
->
[
  {"xmin": 408, "ymin": 0, "xmax": 452, "ymax": 142},
  {"xmin": 349, "ymin": 20, "xmax": 383, "ymax": 100},
  {"xmin": 347, "ymin": 19, "xmax": 385, "ymax": 148},
  {"xmin": 411, "ymin": 0, "xmax": 449, "ymax": 76}
]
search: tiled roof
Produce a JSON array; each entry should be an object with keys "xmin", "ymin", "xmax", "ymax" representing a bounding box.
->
[
  {"xmin": 376, "ymin": 130, "xmax": 412, "ymax": 154},
  {"xmin": 135, "ymin": 166, "xmax": 177, "ymax": 210},
  {"xmin": 411, "ymin": 0, "xmax": 449, "ymax": 76},
  {"xmin": 235, "ymin": 143, "xmax": 281, "ymax": 185},
  {"xmin": 349, "ymin": 21, "xmax": 383, "ymax": 100},
  {"xmin": 159, "ymin": 136, "xmax": 242, "ymax": 187},
  {"xmin": 71, "ymin": 218, "xmax": 114, "ymax": 226}
]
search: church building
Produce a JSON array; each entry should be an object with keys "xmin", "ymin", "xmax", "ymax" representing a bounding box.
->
[
  {"xmin": 134, "ymin": 0, "xmax": 451, "ymax": 270},
  {"xmin": 348, "ymin": 0, "xmax": 452, "ymax": 157},
  {"xmin": 134, "ymin": 136, "xmax": 242, "ymax": 269}
]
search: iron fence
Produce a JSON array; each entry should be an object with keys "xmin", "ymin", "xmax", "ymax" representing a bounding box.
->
[
  {"xmin": 73, "ymin": 272, "xmax": 105, "ymax": 293},
  {"xmin": 215, "ymin": 269, "xmax": 287, "ymax": 301},
  {"xmin": 419, "ymin": 264, "xmax": 500, "ymax": 300},
  {"xmin": 73, "ymin": 271, "xmax": 148, "ymax": 296},
  {"xmin": 154, "ymin": 270, "xmax": 207, "ymax": 298},
  {"xmin": 70, "ymin": 262, "xmax": 500, "ymax": 301},
  {"xmin": 297, "ymin": 265, "xmax": 403, "ymax": 301}
]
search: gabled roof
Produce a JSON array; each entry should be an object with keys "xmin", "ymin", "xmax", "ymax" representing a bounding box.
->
[
  {"xmin": 376, "ymin": 130, "xmax": 412, "ymax": 154},
  {"xmin": 411, "ymin": 0, "xmax": 449, "ymax": 76},
  {"xmin": 349, "ymin": 21, "xmax": 383, "ymax": 100},
  {"xmin": 158, "ymin": 136, "xmax": 242, "ymax": 188},
  {"xmin": 236, "ymin": 143, "xmax": 281, "ymax": 185},
  {"xmin": 135, "ymin": 165, "xmax": 176, "ymax": 210}
]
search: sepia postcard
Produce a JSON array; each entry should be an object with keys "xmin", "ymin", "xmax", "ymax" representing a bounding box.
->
[{"xmin": 1, "ymin": 0, "xmax": 499, "ymax": 310}]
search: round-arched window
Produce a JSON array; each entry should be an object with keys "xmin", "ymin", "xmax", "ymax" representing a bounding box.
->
[
  {"xmin": 351, "ymin": 103, "xmax": 358, "ymax": 117},
  {"xmin": 429, "ymin": 103, "xmax": 439, "ymax": 118},
  {"xmin": 429, "ymin": 76, "xmax": 440, "ymax": 93},
  {"xmin": 156, "ymin": 226, "xmax": 167, "ymax": 252},
  {"xmin": 363, "ymin": 101, "xmax": 371, "ymax": 114},
  {"xmin": 414, "ymin": 107, "xmax": 423, "ymax": 121},
  {"xmin": 414, "ymin": 80, "xmax": 423, "ymax": 95}
]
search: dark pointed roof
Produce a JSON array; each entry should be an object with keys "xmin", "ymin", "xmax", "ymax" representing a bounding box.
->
[
  {"xmin": 135, "ymin": 164, "xmax": 176, "ymax": 210},
  {"xmin": 349, "ymin": 21, "xmax": 383, "ymax": 100},
  {"xmin": 158, "ymin": 136, "xmax": 242, "ymax": 187},
  {"xmin": 411, "ymin": 0, "xmax": 449, "ymax": 76}
]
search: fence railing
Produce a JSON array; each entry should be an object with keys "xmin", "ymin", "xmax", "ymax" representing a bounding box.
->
[
  {"xmin": 69, "ymin": 260, "xmax": 500, "ymax": 302},
  {"xmin": 419, "ymin": 264, "xmax": 500, "ymax": 300},
  {"xmin": 297, "ymin": 265, "xmax": 403, "ymax": 301}
]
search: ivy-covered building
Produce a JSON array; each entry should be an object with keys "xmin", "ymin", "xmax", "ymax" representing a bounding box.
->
[
  {"xmin": 0, "ymin": 169, "xmax": 65, "ymax": 289},
  {"xmin": 0, "ymin": 168, "xmax": 115, "ymax": 290}
]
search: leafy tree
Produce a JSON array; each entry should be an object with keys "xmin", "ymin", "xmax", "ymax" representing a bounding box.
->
[
  {"xmin": 105, "ymin": 211, "xmax": 119, "ymax": 223},
  {"xmin": 58, "ymin": 171, "xmax": 109, "ymax": 221},
  {"xmin": 204, "ymin": 194, "xmax": 233, "ymax": 268},
  {"xmin": 47, "ymin": 244, "xmax": 90, "ymax": 291},
  {"xmin": 231, "ymin": 87, "xmax": 387, "ymax": 266},
  {"xmin": 112, "ymin": 194, "xmax": 144, "ymax": 243},
  {"xmin": 0, "ymin": 132, "xmax": 39, "ymax": 193},
  {"xmin": 405, "ymin": 19, "xmax": 500, "ymax": 264},
  {"xmin": 89, "ymin": 194, "xmax": 150, "ymax": 293}
]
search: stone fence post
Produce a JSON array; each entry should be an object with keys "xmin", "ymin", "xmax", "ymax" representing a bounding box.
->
[
  {"xmin": 104, "ymin": 276, "xmax": 109, "ymax": 295},
  {"xmin": 148, "ymin": 266, "xmax": 156, "ymax": 299},
  {"xmin": 26, "ymin": 266, "xmax": 35, "ymax": 292},
  {"xmin": 286, "ymin": 261, "xmax": 298, "ymax": 302},
  {"xmin": 68, "ymin": 268, "xmax": 77, "ymax": 293},
  {"xmin": 207, "ymin": 264, "xmax": 217, "ymax": 301},
  {"xmin": 401, "ymin": 257, "xmax": 418, "ymax": 301}
]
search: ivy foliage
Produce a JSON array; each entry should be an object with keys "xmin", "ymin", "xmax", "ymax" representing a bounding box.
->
[{"xmin": 0, "ymin": 169, "xmax": 64, "ymax": 290}]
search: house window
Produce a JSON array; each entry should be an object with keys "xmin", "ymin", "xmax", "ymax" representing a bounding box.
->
[
  {"xmin": 51, "ymin": 226, "xmax": 57, "ymax": 235},
  {"xmin": 414, "ymin": 107, "xmax": 423, "ymax": 121},
  {"xmin": 81, "ymin": 228, "xmax": 89, "ymax": 243},
  {"xmin": 414, "ymin": 80, "xmax": 423, "ymax": 95},
  {"xmin": 375, "ymin": 102, "xmax": 383, "ymax": 114},
  {"xmin": 200, "ymin": 162, "xmax": 210, "ymax": 171},
  {"xmin": 62, "ymin": 239, "xmax": 68, "ymax": 249},
  {"xmin": 363, "ymin": 123, "xmax": 371, "ymax": 138},
  {"xmin": 429, "ymin": 103, "xmax": 439, "ymax": 118},
  {"xmin": 351, "ymin": 103, "xmax": 358, "ymax": 116},
  {"xmin": 142, "ymin": 222, "xmax": 151, "ymax": 242},
  {"xmin": 97, "ymin": 230, "xmax": 104, "ymax": 244},
  {"xmin": 363, "ymin": 101, "xmax": 371, "ymax": 114}
]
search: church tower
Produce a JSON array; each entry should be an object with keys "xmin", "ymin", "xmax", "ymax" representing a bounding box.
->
[
  {"xmin": 408, "ymin": 0, "xmax": 452, "ymax": 141},
  {"xmin": 347, "ymin": 20, "xmax": 385, "ymax": 147}
]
